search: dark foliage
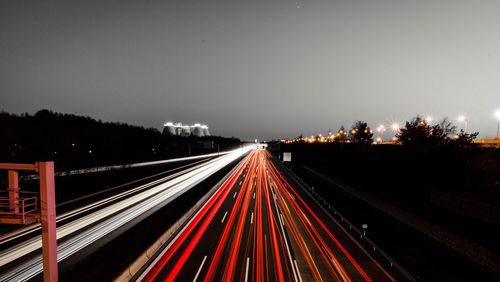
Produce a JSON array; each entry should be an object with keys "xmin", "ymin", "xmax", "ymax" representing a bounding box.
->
[
  {"xmin": 333, "ymin": 125, "xmax": 348, "ymax": 143},
  {"xmin": 349, "ymin": 121, "xmax": 373, "ymax": 145},
  {"xmin": 0, "ymin": 110, "xmax": 241, "ymax": 169},
  {"xmin": 396, "ymin": 116, "xmax": 477, "ymax": 150},
  {"xmin": 452, "ymin": 130, "xmax": 480, "ymax": 147}
]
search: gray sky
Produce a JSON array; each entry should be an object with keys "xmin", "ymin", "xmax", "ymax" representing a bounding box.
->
[{"xmin": 1, "ymin": 0, "xmax": 500, "ymax": 140}]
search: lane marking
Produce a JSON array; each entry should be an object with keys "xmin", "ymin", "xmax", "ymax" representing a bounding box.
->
[
  {"xmin": 324, "ymin": 246, "xmax": 349, "ymax": 282},
  {"xmin": 294, "ymin": 260, "xmax": 303, "ymax": 282},
  {"xmin": 250, "ymin": 212, "xmax": 254, "ymax": 225},
  {"xmin": 233, "ymin": 192, "xmax": 238, "ymax": 198},
  {"xmin": 193, "ymin": 255, "xmax": 208, "ymax": 282},
  {"xmin": 269, "ymin": 177, "xmax": 298, "ymax": 282},
  {"xmin": 253, "ymin": 192, "xmax": 255, "ymax": 199},
  {"xmin": 221, "ymin": 211, "xmax": 228, "ymax": 223},
  {"xmin": 280, "ymin": 214, "xmax": 285, "ymax": 226},
  {"xmin": 245, "ymin": 257, "xmax": 250, "ymax": 282},
  {"xmin": 239, "ymin": 180, "xmax": 242, "ymax": 185}
]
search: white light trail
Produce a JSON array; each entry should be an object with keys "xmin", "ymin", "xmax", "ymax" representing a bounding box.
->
[{"xmin": 0, "ymin": 146, "xmax": 252, "ymax": 281}]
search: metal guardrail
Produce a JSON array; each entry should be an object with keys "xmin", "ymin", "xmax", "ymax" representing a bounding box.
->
[
  {"xmin": 279, "ymin": 163, "xmax": 417, "ymax": 282},
  {"xmin": 0, "ymin": 190, "xmax": 39, "ymax": 224},
  {"xmin": 18, "ymin": 151, "xmax": 233, "ymax": 181}
]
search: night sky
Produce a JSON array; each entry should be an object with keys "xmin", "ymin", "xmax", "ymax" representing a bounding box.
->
[{"xmin": 1, "ymin": 1, "xmax": 500, "ymax": 140}]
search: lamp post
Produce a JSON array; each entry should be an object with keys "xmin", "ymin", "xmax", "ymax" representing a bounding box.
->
[
  {"xmin": 391, "ymin": 123, "xmax": 399, "ymax": 140},
  {"xmin": 457, "ymin": 115, "xmax": 468, "ymax": 132},
  {"xmin": 495, "ymin": 110, "xmax": 500, "ymax": 139},
  {"xmin": 425, "ymin": 116, "xmax": 433, "ymax": 124},
  {"xmin": 377, "ymin": 125, "xmax": 385, "ymax": 141}
]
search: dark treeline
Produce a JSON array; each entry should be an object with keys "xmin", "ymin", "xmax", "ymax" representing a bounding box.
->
[
  {"xmin": 277, "ymin": 115, "xmax": 497, "ymax": 210},
  {"xmin": 278, "ymin": 141, "xmax": 499, "ymax": 208},
  {"xmin": 273, "ymin": 115, "xmax": 500, "ymax": 254},
  {"xmin": 0, "ymin": 109, "xmax": 241, "ymax": 169}
]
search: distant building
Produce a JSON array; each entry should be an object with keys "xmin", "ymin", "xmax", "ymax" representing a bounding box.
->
[{"xmin": 162, "ymin": 122, "xmax": 210, "ymax": 137}]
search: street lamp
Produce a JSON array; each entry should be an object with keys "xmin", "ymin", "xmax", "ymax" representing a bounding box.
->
[
  {"xmin": 388, "ymin": 123, "xmax": 400, "ymax": 141},
  {"xmin": 457, "ymin": 115, "xmax": 468, "ymax": 132},
  {"xmin": 495, "ymin": 110, "xmax": 500, "ymax": 139},
  {"xmin": 391, "ymin": 123, "xmax": 400, "ymax": 131},
  {"xmin": 377, "ymin": 125, "xmax": 386, "ymax": 141}
]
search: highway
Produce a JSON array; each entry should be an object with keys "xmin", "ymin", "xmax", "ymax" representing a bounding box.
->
[
  {"xmin": 0, "ymin": 147, "xmax": 252, "ymax": 281},
  {"xmin": 140, "ymin": 150, "xmax": 395, "ymax": 282}
]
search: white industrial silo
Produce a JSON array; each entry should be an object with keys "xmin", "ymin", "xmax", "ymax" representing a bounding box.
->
[
  {"xmin": 162, "ymin": 122, "xmax": 177, "ymax": 136},
  {"xmin": 201, "ymin": 125, "xmax": 210, "ymax": 136},
  {"xmin": 191, "ymin": 124, "xmax": 205, "ymax": 137}
]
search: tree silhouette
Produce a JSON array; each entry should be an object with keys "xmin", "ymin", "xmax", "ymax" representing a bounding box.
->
[
  {"xmin": 397, "ymin": 116, "xmax": 431, "ymax": 147},
  {"xmin": 430, "ymin": 118, "xmax": 456, "ymax": 145},
  {"xmin": 452, "ymin": 129, "xmax": 479, "ymax": 147},
  {"xmin": 397, "ymin": 116, "xmax": 466, "ymax": 148},
  {"xmin": 349, "ymin": 121, "xmax": 373, "ymax": 145},
  {"xmin": 0, "ymin": 109, "xmax": 241, "ymax": 167},
  {"xmin": 333, "ymin": 125, "xmax": 348, "ymax": 143}
]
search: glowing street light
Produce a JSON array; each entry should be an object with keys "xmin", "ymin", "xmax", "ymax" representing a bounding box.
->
[
  {"xmin": 390, "ymin": 123, "xmax": 400, "ymax": 140},
  {"xmin": 391, "ymin": 123, "xmax": 400, "ymax": 131},
  {"xmin": 457, "ymin": 115, "xmax": 468, "ymax": 132},
  {"xmin": 376, "ymin": 125, "xmax": 386, "ymax": 142},
  {"xmin": 495, "ymin": 110, "xmax": 500, "ymax": 139}
]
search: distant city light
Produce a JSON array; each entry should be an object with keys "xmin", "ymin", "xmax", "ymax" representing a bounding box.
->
[
  {"xmin": 495, "ymin": 110, "xmax": 500, "ymax": 121},
  {"xmin": 457, "ymin": 115, "xmax": 466, "ymax": 122},
  {"xmin": 391, "ymin": 123, "xmax": 400, "ymax": 131},
  {"xmin": 425, "ymin": 116, "xmax": 432, "ymax": 123}
]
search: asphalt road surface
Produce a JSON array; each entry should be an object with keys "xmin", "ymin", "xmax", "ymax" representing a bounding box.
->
[{"xmin": 141, "ymin": 150, "xmax": 395, "ymax": 282}]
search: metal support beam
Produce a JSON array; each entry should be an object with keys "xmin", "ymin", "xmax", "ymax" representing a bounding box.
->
[
  {"xmin": 38, "ymin": 161, "xmax": 58, "ymax": 282},
  {"xmin": 8, "ymin": 170, "xmax": 19, "ymax": 213},
  {"xmin": 0, "ymin": 163, "xmax": 37, "ymax": 170}
]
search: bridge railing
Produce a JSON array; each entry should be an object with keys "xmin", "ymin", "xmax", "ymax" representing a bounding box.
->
[
  {"xmin": 279, "ymin": 163, "xmax": 417, "ymax": 282},
  {"xmin": 0, "ymin": 190, "xmax": 39, "ymax": 224}
]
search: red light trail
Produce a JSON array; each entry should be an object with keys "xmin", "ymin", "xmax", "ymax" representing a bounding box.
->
[{"xmin": 140, "ymin": 150, "xmax": 395, "ymax": 282}]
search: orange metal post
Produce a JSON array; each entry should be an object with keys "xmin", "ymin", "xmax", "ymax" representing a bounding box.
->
[
  {"xmin": 8, "ymin": 170, "xmax": 19, "ymax": 213},
  {"xmin": 38, "ymin": 161, "xmax": 58, "ymax": 282}
]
